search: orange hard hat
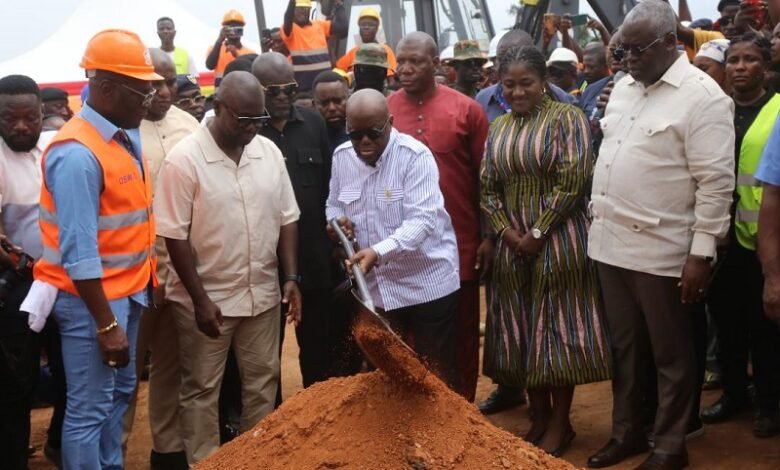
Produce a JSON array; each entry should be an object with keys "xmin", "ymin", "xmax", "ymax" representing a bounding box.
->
[
  {"xmin": 80, "ymin": 29, "xmax": 162, "ymax": 81},
  {"xmin": 222, "ymin": 9, "xmax": 246, "ymax": 26}
]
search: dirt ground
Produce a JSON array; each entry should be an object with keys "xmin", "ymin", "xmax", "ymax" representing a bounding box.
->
[{"xmin": 28, "ymin": 297, "xmax": 780, "ymax": 470}]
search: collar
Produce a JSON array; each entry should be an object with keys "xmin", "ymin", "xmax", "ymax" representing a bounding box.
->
[
  {"xmin": 0, "ymin": 130, "xmax": 52, "ymax": 158},
  {"xmin": 356, "ymin": 128, "xmax": 398, "ymax": 168},
  {"xmin": 625, "ymin": 52, "xmax": 689, "ymax": 89},
  {"xmin": 79, "ymin": 102, "xmax": 121, "ymax": 143},
  {"xmin": 201, "ymin": 119, "xmax": 263, "ymax": 164},
  {"xmin": 288, "ymin": 105, "xmax": 304, "ymax": 122}
]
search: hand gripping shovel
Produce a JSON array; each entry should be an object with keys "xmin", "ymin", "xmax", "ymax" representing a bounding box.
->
[{"xmin": 329, "ymin": 219, "xmax": 428, "ymax": 386}]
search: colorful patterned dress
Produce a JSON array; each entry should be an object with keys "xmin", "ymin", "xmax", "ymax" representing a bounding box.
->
[{"xmin": 480, "ymin": 95, "xmax": 612, "ymax": 388}]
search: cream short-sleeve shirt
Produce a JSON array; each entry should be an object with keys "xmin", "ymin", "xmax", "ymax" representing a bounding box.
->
[{"xmin": 154, "ymin": 124, "xmax": 300, "ymax": 316}]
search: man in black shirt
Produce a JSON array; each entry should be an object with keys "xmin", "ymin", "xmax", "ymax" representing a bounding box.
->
[
  {"xmin": 312, "ymin": 71, "xmax": 349, "ymax": 154},
  {"xmin": 252, "ymin": 53, "xmax": 334, "ymax": 388}
]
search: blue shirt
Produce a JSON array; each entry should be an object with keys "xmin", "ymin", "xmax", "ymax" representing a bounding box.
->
[
  {"xmin": 475, "ymin": 82, "xmax": 578, "ymax": 123},
  {"xmin": 580, "ymin": 76, "xmax": 612, "ymax": 120},
  {"xmin": 756, "ymin": 116, "xmax": 780, "ymax": 186},
  {"xmin": 44, "ymin": 103, "xmax": 148, "ymax": 306}
]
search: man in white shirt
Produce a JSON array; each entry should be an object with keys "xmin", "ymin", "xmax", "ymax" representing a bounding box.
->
[
  {"xmin": 121, "ymin": 49, "xmax": 199, "ymax": 470},
  {"xmin": 0, "ymin": 74, "xmax": 56, "ymax": 470},
  {"xmin": 326, "ymin": 89, "xmax": 461, "ymax": 389},
  {"xmin": 586, "ymin": 2, "xmax": 735, "ymax": 470},
  {"xmin": 154, "ymin": 71, "xmax": 302, "ymax": 465}
]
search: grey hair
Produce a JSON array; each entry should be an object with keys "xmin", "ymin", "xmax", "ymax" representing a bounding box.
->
[{"xmin": 623, "ymin": 0, "xmax": 677, "ymax": 38}]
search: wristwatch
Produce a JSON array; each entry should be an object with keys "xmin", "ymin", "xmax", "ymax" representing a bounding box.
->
[
  {"xmin": 283, "ymin": 274, "xmax": 302, "ymax": 283},
  {"xmin": 531, "ymin": 228, "xmax": 545, "ymax": 240}
]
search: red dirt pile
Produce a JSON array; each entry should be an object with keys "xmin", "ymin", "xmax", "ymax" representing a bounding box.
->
[{"xmin": 196, "ymin": 316, "xmax": 578, "ymax": 470}]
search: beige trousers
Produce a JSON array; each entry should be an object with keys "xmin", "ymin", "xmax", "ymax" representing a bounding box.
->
[
  {"xmin": 122, "ymin": 303, "xmax": 184, "ymax": 454},
  {"xmin": 172, "ymin": 302, "xmax": 281, "ymax": 465}
]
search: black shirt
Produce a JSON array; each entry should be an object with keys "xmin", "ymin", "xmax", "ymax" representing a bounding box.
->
[
  {"xmin": 259, "ymin": 106, "xmax": 333, "ymax": 290},
  {"xmin": 326, "ymin": 123, "xmax": 349, "ymax": 155}
]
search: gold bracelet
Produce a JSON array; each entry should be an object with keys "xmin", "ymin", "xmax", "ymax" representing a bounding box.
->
[{"xmin": 96, "ymin": 318, "xmax": 118, "ymax": 335}]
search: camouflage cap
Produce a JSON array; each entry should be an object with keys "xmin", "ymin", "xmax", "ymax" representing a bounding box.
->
[
  {"xmin": 354, "ymin": 43, "xmax": 389, "ymax": 69},
  {"xmin": 451, "ymin": 39, "xmax": 486, "ymax": 62}
]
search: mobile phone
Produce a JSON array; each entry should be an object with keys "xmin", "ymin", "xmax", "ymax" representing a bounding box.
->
[
  {"xmin": 570, "ymin": 14, "xmax": 589, "ymax": 27},
  {"xmin": 261, "ymin": 29, "xmax": 272, "ymax": 40},
  {"xmin": 226, "ymin": 26, "xmax": 244, "ymax": 36}
]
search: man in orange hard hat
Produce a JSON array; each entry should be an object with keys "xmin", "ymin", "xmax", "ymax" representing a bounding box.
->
[
  {"xmin": 205, "ymin": 10, "xmax": 255, "ymax": 87},
  {"xmin": 282, "ymin": 0, "xmax": 349, "ymax": 91},
  {"xmin": 33, "ymin": 28, "xmax": 160, "ymax": 470},
  {"xmin": 336, "ymin": 7, "xmax": 397, "ymax": 77}
]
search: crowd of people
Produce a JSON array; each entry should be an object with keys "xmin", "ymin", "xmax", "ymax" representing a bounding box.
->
[{"xmin": 1, "ymin": 0, "xmax": 780, "ymax": 469}]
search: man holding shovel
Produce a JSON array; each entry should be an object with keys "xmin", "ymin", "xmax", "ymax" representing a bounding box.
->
[{"xmin": 325, "ymin": 89, "xmax": 461, "ymax": 389}]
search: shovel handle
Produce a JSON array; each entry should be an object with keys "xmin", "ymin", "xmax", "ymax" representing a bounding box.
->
[{"xmin": 329, "ymin": 219, "xmax": 374, "ymax": 310}]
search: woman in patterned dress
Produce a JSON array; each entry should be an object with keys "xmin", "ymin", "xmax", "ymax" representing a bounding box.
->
[{"xmin": 480, "ymin": 45, "xmax": 612, "ymax": 456}]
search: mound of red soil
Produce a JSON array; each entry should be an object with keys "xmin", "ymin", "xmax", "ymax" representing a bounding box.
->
[{"xmin": 196, "ymin": 370, "xmax": 577, "ymax": 470}]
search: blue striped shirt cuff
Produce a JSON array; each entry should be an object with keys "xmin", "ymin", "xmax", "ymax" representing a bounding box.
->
[{"xmin": 64, "ymin": 257, "xmax": 104, "ymax": 281}]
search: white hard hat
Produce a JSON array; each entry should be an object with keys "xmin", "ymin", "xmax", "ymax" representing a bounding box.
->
[
  {"xmin": 440, "ymin": 45, "xmax": 455, "ymax": 63},
  {"xmin": 488, "ymin": 30, "xmax": 509, "ymax": 59},
  {"xmin": 547, "ymin": 47, "xmax": 579, "ymax": 66}
]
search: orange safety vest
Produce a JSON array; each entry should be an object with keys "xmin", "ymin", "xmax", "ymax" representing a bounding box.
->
[{"xmin": 33, "ymin": 116, "xmax": 158, "ymax": 299}]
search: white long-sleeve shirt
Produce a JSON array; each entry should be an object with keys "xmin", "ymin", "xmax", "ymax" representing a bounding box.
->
[
  {"xmin": 588, "ymin": 53, "xmax": 735, "ymax": 277},
  {"xmin": 326, "ymin": 129, "xmax": 460, "ymax": 310}
]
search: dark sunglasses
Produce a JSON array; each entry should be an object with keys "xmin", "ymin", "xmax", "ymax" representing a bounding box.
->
[
  {"xmin": 458, "ymin": 59, "xmax": 487, "ymax": 68},
  {"xmin": 613, "ymin": 37, "xmax": 663, "ymax": 61},
  {"xmin": 222, "ymin": 103, "xmax": 272, "ymax": 128},
  {"xmin": 262, "ymin": 82, "xmax": 298, "ymax": 97},
  {"xmin": 347, "ymin": 117, "xmax": 390, "ymax": 141}
]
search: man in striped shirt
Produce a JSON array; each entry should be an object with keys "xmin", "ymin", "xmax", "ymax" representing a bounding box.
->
[{"xmin": 325, "ymin": 89, "xmax": 461, "ymax": 389}]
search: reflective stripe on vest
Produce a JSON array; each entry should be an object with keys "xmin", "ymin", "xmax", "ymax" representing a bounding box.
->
[
  {"xmin": 33, "ymin": 116, "xmax": 158, "ymax": 299},
  {"xmin": 173, "ymin": 48, "xmax": 189, "ymax": 75},
  {"xmin": 735, "ymin": 93, "xmax": 780, "ymax": 251}
]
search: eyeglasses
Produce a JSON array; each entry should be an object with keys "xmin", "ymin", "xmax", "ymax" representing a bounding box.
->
[
  {"xmin": 261, "ymin": 82, "xmax": 298, "ymax": 97},
  {"xmin": 347, "ymin": 116, "xmax": 390, "ymax": 141},
  {"xmin": 222, "ymin": 103, "xmax": 272, "ymax": 128},
  {"xmin": 614, "ymin": 37, "xmax": 664, "ymax": 61},
  {"xmin": 175, "ymin": 95, "xmax": 206, "ymax": 107},
  {"xmin": 115, "ymin": 81, "xmax": 157, "ymax": 107},
  {"xmin": 457, "ymin": 59, "xmax": 488, "ymax": 68}
]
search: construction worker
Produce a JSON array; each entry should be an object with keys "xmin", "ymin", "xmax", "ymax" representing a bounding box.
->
[
  {"xmin": 32, "ymin": 29, "xmax": 160, "ymax": 469},
  {"xmin": 450, "ymin": 39, "xmax": 488, "ymax": 98},
  {"xmin": 336, "ymin": 7, "xmax": 397, "ymax": 76},
  {"xmin": 282, "ymin": 0, "xmax": 348, "ymax": 91},
  {"xmin": 206, "ymin": 10, "xmax": 255, "ymax": 87},
  {"xmin": 157, "ymin": 17, "xmax": 198, "ymax": 77}
]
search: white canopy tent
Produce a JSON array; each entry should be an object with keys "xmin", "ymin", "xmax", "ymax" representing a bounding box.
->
[{"xmin": 0, "ymin": 0, "xmax": 262, "ymax": 86}]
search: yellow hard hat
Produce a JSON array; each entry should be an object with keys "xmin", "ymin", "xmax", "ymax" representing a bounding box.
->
[
  {"xmin": 358, "ymin": 7, "xmax": 381, "ymax": 23},
  {"xmin": 80, "ymin": 29, "xmax": 162, "ymax": 81},
  {"xmin": 295, "ymin": 0, "xmax": 313, "ymax": 7},
  {"xmin": 222, "ymin": 9, "xmax": 246, "ymax": 26}
]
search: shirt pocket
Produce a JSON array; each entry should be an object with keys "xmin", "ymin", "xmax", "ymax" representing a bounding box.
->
[
  {"xmin": 377, "ymin": 188, "xmax": 404, "ymax": 229},
  {"xmin": 638, "ymin": 120, "xmax": 675, "ymax": 152},
  {"xmin": 611, "ymin": 205, "xmax": 661, "ymax": 232},
  {"xmin": 337, "ymin": 188, "xmax": 361, "ymax": 205},
  {"xmin": 297, "ymin": 148, "xmax": 323, "ymax": 187}
]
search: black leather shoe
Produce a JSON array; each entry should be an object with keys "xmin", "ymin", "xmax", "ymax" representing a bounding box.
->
[
  {"xmin": 633, "ymin": 451, "xmax": 688, "ymax": 470},
  {"xmin": 478, "ymin": 385, "xmax": 526, "ymax": 415},
  {"xmin": 700, "ymin": 395, "xmax": 750, "ymax": 424},
  {"xmin": 150, "ymin": 450, "xmax": 189, "ymax": 470},
  {"xmin": 587, "ymin": 437, "xmax": 649, "ymax": 468},
  {"xmin": 753, "ymin": 411, "xmax": 780, "ymax": 438}
]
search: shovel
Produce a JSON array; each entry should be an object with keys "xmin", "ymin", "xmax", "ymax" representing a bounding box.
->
[{"xmin": 329, "ymin": 219, "xmax": 428, "ymax": 385}]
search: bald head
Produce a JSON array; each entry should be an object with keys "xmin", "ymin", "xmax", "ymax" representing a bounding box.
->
[
  {"xmin": 217, "ymin": 71, "xmax": 264, "ymax": 110},
  {"xmin": 149, "ymin": 48, "xmax": 174, "ymax": 71},
  {"xmin": 397, "ymin": 32, "xmax": 438, "ymax": 59},
  {"xmin": 497, "ymin": 30, "xmax": 534, "ymax": 57},
  {"xmin": 251, "ymin": 52, "xmax": 294, "ymax": 85},
  {"xmin": 345, "ymin": 89, "xmax": 392, "ymax": 165}
]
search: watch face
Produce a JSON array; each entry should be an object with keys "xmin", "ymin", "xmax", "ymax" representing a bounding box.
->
[{"xmin": 532, "ymin": 228, "xmax": 543, "ymax": 239}]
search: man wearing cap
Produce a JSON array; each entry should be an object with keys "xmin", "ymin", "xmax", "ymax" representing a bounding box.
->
[
  {"xmin": 174, "ymin": 74, "xmax": 205, "ymax": 122},
  {"xmin": 40, "ymin": 87, "xmax": 73, "ymax": 121},
  {"xmin": 336, "ymin": 7, "xmax": 397, "ymax": 76},
  {"xmin": 282, "ymin": 0, "xmax": 348, "ymax": 92},
  {"xmin": 353, "ymin": 43, "xmax": 391, "ymax": 94},
  {"xmin": 547, "ymin": 47, "xmax": 581, "ymax": 99},
  {"xmin": 206, "ymin": 10, "xmax": 255, "ymax": 87},
  {"xmin": 157, "ymin": 17, "xmax": 198, "ymax": 77},
  {"xmin": 32, "ymin": 29, "xmax": 160, "ymax": 469},
  {"xmin": 450, "ymin": 40, "xmax": 487, "ymax": 98}
]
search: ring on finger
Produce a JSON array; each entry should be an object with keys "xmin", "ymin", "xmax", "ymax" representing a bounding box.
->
[{"xmin": 107, "ymin": 360, "xmax": 117, "ymax": 367}]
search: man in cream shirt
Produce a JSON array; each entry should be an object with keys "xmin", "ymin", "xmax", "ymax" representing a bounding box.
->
[{"xmin": 586, "ymin": 2, "xmax": 734, "ymax": 470}]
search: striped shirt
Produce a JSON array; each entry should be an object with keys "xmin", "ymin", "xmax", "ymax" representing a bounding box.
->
[{"xmin": 326, "ymin": 129, "xmax": 460, "ymax": 311}]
